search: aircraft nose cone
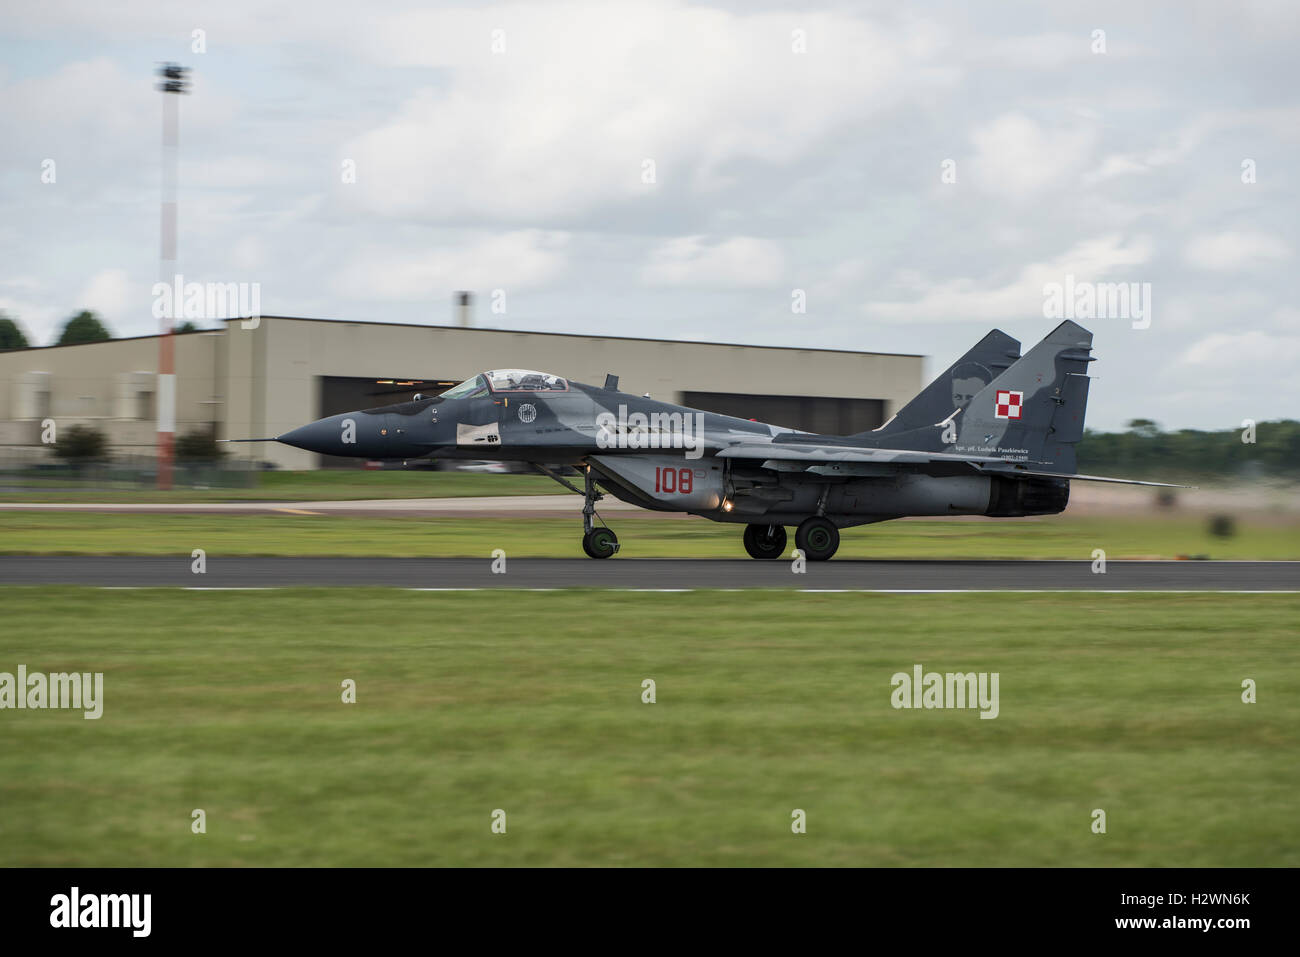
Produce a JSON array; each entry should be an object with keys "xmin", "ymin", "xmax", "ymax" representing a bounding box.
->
[
  {"xmin": 277, "ymin": 411, "xmax": 393, "ymax": 457},
  {"xmin": 277, "ymin": 419, "xmax": 337, "ymax": 454}
]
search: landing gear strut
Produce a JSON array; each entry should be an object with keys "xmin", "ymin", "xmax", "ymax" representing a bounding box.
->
[
  {"xmin": 795, "ymin": 516, "xmax": 839, "ymax": 561},
  {"xmin": 580, "ymin": 467, "xmax": 618, "ymax": 559},
  {"xmin": 742, "ymin": 523, "xmax": 787, "ymax": 559}
]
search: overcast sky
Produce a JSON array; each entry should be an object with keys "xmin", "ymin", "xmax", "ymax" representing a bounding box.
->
[{"xmin": 1, "ymin": 0, "xmax": 1297, "ymax": 430}]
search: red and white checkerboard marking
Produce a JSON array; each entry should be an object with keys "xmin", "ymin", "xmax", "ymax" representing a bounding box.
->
[{"xmin": 995, "ymin": 390, "xmax": 1023, "ymax": 419}]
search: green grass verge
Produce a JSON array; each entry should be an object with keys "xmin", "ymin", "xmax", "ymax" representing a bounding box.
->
[
  {"xmin": 0, "ymin": 512, "xmax": 1296, "ymax": 559},
  {"xmin": 0, "ymin": 470, "xmax": 562, "ymax": 502},
  {"xmin": 0, "ymin": 589, "xmax": 1295, "ymax": 866}
]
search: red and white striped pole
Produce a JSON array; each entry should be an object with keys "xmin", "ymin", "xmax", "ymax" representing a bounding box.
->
[{"xmin": 156, "ymin": 63, "xmax": 188, "ymax": 491}]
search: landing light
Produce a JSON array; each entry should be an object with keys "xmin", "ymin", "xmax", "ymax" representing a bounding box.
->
[{"xmin": 722, "ymin": 500, "xmax": 733, "ymax": 512}]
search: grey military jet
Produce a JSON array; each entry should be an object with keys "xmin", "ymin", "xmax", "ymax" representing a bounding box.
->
[{"xmin": 262, "ymin": 321, "xmax": 1179, "ymax": 560}]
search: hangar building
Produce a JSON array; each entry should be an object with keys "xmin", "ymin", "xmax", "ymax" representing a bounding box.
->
[{"xmin": 0, "ymin": 316, "xmax": 925, "ymax": 470}]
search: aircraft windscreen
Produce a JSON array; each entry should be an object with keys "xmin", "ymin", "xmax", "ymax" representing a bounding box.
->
[
  {"xmin": 439, "ymin": 375, "xmax": 490, "ymax": 399},
  {"xmin": 484, "ymin": 369, "xmax": 568, "ymax": 392}
]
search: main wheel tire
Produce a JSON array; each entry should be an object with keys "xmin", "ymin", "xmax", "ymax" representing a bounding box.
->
[
  {"xmin": 582, "ymin": 528, "xmax": 619, "ymax": 559},
  {"xmin": 794, "ymin": 516, "xmax": 840, "ymax": 561},
  {"xmin": 742, "ymin": 523, "xmax": 787, "ymax": 559}
]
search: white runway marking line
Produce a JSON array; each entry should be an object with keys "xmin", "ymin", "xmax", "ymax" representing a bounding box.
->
[
  {"xmin": 183, "ymin": 587, "xmax": 276, "ymax": 591},
  {"xmin": 795, "ymin": 588, "xmax": 1298, "ymax": 594}
]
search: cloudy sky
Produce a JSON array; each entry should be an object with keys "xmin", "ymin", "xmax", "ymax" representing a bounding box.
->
[{"xmin": 1, "ymin": 0, "xmax": 1297, "ymax": 430}]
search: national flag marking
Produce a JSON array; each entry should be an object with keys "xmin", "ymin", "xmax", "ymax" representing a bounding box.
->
[{"xmin": 995, "ymin": 390, "xmax": 1023, "ymax": 419}]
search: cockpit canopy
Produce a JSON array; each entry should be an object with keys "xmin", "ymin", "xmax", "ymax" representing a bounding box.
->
[{"xmin": 439, "ymin": 369, "xmax": 568, "ymax": 399}]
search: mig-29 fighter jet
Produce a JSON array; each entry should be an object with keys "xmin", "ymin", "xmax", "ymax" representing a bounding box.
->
[{"xmin": 258, "ymin": 321, "xmax": 1179, "ymax": 560}]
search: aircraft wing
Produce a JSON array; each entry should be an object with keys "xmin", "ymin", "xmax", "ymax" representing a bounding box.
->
[
  {"xmin": 717, "ymin": 444, "xmax": 1193, "ymax": 487},
  {"xmin": 716, "ymin": 443, "xmax": 1010, "ymax": 467}
]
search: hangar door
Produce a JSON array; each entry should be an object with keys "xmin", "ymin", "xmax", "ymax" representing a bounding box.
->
[
  {"xmin": 316, "ymin": 375, "xmax": 461, "ymax": 468},
  {"xmin": 318, "ymin": 375, "xmax": 460, "ymax": 418},
  {"xmin": 680, "ymin": 391, "xmax": 885, "ymax": 436}
]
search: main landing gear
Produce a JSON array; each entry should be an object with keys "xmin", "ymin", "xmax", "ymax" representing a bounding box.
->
[
  {"xmin": 742, "ymin": 523, "xmax": 787, "ymax": 559},
  {"xmin": 742, "ymin": 519, "xmax": 839, "ymax": 560},
  {"xmin": 794, "ymin": 516, "xmax": 839, "ymax": 561},
  {"xmin": 581, "ymin": 467, "xmax": 619, "ymax": 559}
]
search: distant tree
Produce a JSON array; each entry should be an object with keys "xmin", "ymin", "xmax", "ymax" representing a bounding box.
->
[
  {"xmin": 0, "ymin": 312, "xmax": 30, "ymax": 350},
  {"xmin": 56, "ymin": 310, "xmax": 112, "ymax": 346},
  {"xmin": 1079, "ymin": 419, "xmax": 1300, "ymax": 480},
  {"xmin": 174, "ymin": 320, "xmax": 201, "ymax": 333},
  {"xmin": 1126, "ymin": 418, "xmax": 1160, "ymax": 439},
  {"xmin": 54, "ymin": 425, "xmax": 109, "ymax": 464},
  {"xmin": 175, "ymin": 429, "xmax": 225, "ymax": 462}
]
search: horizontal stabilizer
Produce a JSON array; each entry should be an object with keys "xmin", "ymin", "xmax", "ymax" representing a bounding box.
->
[{"xmin": 976, "ymin": 465, "xmax": 1194, "ymax": 488}]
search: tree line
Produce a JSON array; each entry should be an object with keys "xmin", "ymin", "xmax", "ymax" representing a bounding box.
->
[
  {"xmin": 0, "ymin": 310, "xmax": 203, "ymax": 350},
  {"xmin": 1078, "ymin": 419, "xmax": 1299, "ymax": 481}
]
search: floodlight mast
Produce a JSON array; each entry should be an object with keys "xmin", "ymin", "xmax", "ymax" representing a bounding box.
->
[{"xmin": 155, "ymin": 63, "xmax": 188, "ymax": 490}]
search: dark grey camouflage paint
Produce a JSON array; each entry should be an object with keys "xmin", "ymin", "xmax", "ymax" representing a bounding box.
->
[{"xmin": 277, "ymin": 322, "xmax": 1101, "ymax": 529}]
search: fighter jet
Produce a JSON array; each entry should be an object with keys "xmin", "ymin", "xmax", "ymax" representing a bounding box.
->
[{"xmin": 258, "ymin": 321, "xmax": 1181, "ymax": 560}]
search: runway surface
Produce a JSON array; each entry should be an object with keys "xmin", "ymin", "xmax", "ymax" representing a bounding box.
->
[{"xmin": 0, "ymin": 556, "xmax": 1293, "ymax": 590}]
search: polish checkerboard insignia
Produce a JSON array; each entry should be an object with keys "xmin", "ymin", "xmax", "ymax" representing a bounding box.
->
[{"xmin": 995, "ymin": 390, "xmax": 1023, "ymax": 419}]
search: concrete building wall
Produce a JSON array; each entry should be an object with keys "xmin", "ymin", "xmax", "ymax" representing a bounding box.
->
[
  {"xmin": 1, "ymin": 316, "xmax": 925, "ymax": 469},
  {"xmin": 0, "ymin": 332, "xmax": 223, "ymax": 458}
]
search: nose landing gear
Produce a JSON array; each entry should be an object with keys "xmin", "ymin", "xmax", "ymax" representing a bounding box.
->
[
  {"xmin": 580, "ymin": 466, "xmax": 619, "ymax": 559},
  {"xmin": 582, "ymin": 527, "xmax": 619, "ymax": 559}
]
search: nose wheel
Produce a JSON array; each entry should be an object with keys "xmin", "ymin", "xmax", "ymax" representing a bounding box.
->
[
  {"xmin": 795, "ymin": 516, "xmax": 840, "ymax": 561},
  {"xmin": 580, "ymin": 466, "xmax": 619, "ymax": 559},
  {"xmin": 742, "ymin": 523, "xmax": 787, "ymax": 559},
  {"xmin": 582, "ymin": 527, "xmax": 619, "ymax": 559}
]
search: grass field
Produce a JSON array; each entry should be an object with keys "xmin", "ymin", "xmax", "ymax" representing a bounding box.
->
[
  {"xmin": 1, "ymin": 511, "xmax": 1297, "ymax": 559},
  {"xmin": 0, "ymin": 470, "xmax": 562, "ymax": 502},
  {"xmin": 0, "ymin": 589, "xmax": 1295, "ymax": 866}
]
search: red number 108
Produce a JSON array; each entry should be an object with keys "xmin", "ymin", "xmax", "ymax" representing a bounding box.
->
[{"xmin": 654, "ymin": 467, "xmax": 694, "ymax": 494}]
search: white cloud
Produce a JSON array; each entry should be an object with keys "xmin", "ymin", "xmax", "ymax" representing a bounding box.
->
[
  {"xmin": 77, "ymin": 268, "xmax": 136, "ymax": 329},
  {"xmin": 865, "ymin": 234, "xmax": 1154, "ymax": 323},
  {"xmin": 332, "ymin": 230, "xmax": 570, "ymax": 301},
  {"xmin": 341, "ymin": 2, "xmax": 943, "ymax": 222},
  {"xmin": 968, "ymin": 112, "xmax": 1097, "ymax": 197},
  {"xmin": 230, "ymin": 236, "xmax": 268, "ymax": 273},
  {"xmin": 1179, "ymin": 329, "xmax": 1300, "ymax": 367},
  {"xmin": 1174, "ymin": 326, "xmax": 1300, "ymax": 421},
  {"xmin": 1084, "ymin": 122, "xmax": 1208, "ymax": 186},
  {"xmin": 977, "ymin": 33, "xmax": 1105, "ymax": 70},
  {"xmin": 642, "ymin": 236, "xmax": 785, "ymax": 287},
  {"xmin": 1184, "ymin": 231, "xmax": 1291, "ymax": 271},
  {"xmin": 0, "ymin": 58, "xmax": 152, "ymax": 179}
]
